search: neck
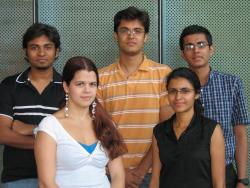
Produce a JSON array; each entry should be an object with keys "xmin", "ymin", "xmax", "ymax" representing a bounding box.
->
[
  {"xmin": 119, "ymin": 52, "xmax": 144, "ymax": 76},
  {"xmin": 29, "ymin": 67, "xmax": 54, "ymax": 82},
  {"xmin": 175, "ymin": 109, "xmax": 194, "ymax": 128},
  {"xmin": 190, "ymin": 66, "xmax": 210, "ymax": 87},
  {"xmin": 66, "ymin": 103, "xmax": 91, "ymax": 121}
]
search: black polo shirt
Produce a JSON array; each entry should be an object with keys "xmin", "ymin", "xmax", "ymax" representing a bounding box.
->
[
  {"xmin": 153, "ymin": 113, "xmax": 217, "ymax": 188},
  {"xmin": 0, "ymin": 68, "xmax": 64, "ymax": 182}
]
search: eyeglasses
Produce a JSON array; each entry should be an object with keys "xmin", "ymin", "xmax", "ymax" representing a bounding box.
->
[
  {"xmin": 118, "ymin": 28, "xmax": 145, "ymax": 36},
  {"xmin": 183, "ymin": 41, "xmax": 208, "ymax": 51},
  {"xmin": 167, "ymin": 88, "xmax": 195, "ymax": 96}
]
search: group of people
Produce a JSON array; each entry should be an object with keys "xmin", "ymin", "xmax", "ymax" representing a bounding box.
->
[{"xmin": 0, "ymin": 6, "xmax": 249, "ymax": 188}]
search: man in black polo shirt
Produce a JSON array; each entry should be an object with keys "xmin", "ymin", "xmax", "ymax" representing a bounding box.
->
[{"xmin": 0, "ymin": 23, "xmax": 64, "ymax": 188}]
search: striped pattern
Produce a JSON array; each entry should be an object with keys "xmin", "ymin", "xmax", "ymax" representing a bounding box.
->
[{"xmin": 97, "ymin": 57, "xmax": 171, "ymax": 168}]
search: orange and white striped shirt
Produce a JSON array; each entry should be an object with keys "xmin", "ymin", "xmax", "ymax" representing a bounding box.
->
[{"xmin": 97, "ymin": 56, "xmax": 171, "ymax": 169}]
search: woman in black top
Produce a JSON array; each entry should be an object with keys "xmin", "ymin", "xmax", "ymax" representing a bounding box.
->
[{"xmin": 149, "ymin": 68, "xmax": 225, "ymax": 188}]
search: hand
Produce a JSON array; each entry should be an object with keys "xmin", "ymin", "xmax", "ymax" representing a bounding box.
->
[
  {"xmin": 125, "ymin": 168, "xmax": 144, "ymax": 188},
  {"xmin": 236, "ymin": 182, "xmax": 248, "ymax": 188},
  {"xmin": 12, "ymin": 120, "xmax": 33, "ymax": 135}
]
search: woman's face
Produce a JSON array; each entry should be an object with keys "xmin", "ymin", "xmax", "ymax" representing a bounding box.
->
[
  {"xmin": 64, "ymin": 70, "xmax": 97, "ymax": 109},
  {"xmin": 167, "ymin": 77, "xmax": 199, "ymax": 114}
]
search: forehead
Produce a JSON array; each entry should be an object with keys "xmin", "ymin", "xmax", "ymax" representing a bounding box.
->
[
  {"xmin": 168, "ymin": 77, "xmax": 194, "ymax": 88},
  {"xmin": 27, "ymin": 35, "xmax": 54, "ymax": 46},
  {"xmin": 118, "ymin": 19, "xmax": 144, "ymax": 28},
  {"xmin": 183, "ymin": 33, "xmax": 207, "ymax": 44},
  {"xmin": 73, "ymin": 70, "xmax": 97, "ymax": 81}
]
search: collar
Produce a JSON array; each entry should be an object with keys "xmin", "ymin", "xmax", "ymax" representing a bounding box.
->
[
  {"xmin": 201, "ymin": 66, "xmax": 215, "ymax": 89},
  {"xmin": 16, "ymin": 67, "xmax": 62, "ymax": 84},
  {"xmin": 116, "ymin": 55, "xmax": 151, "ymax": 73},
  {"xmin": 165, "ymin": 112, "xmax": 200, "ymax": 140}
]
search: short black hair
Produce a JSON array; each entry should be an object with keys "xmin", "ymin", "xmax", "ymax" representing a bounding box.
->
[
  {"xmin": 22, "ymin": 23, "xmax": 61, "ymax": 50},
  {"xmin": 114, "ymin": 6, "xmax": 150, "ymax": 33},
  {"xmin": 179, "ymin": 25, "xmax": 213, "ymax": 50}
]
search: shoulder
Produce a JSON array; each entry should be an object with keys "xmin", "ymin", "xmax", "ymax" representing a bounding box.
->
[
  {"xmin": 153, "ymin": 118, "xmax": 171, "ymax": 135},
  {"xmin": 146, "ymin": 59, "xmax": 172, "ymax": 73},
  {"xmin": 1, "ymin": 73, "xmax": 21, "ymax": 87},
  {"xmin": 98, "ymin": 63, "xmax": 118, "ymax": 75},
  {"xmin": 201, "ymin": 115, "xmax": 218, "ymax": 134},
  {"xmin": 212, "ymin": 70, "xmax": 242, "ymax": 83}
]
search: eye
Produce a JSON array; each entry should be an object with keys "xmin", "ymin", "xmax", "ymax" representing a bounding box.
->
[
  {"xmin": 118, "ymin": 28, "xmax": 129, "ymax": 34},
  {"xmin": 76, "ymin": 82, "xmax": 85, "ymax": 87},
  {"xmin": 30, "ymin": 45, "xmax": 38, "ymax": 50},
  {"xmin": 167, "ymin": 88, "xmax": 177, "ymax": 95},
  {"xmin": 90, "ymin": 82, "xmax": 97, "ymax": 87},
  {"xmin": 133, "ymin": 28, "xmax": 144, "ymax": 34},
  {"xmin": 45, "ymin": 45, "xmax": 53, "ymax": 50},
  {"xmin": 197, "ymin": 42, "xmax": 207, "ymax": 48},
  {"xmin": 180, "ymin": 88, "xmax": 191, "ymax": 94},
  {"xmin": 184, "ymin": 44, "xmax": 194, "ymax": 50}
]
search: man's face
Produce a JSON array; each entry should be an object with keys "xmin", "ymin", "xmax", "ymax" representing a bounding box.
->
[
  {"xmin": 181, "ymin": 33, "xmax": 214, "ymax": 70},
  {"xmin": 114, "ymin": 19, "xmax": 148, "ymax": 56},
  {"xmin": 25, "ymin": 35, "xmax": 59, "ymax": 70}
]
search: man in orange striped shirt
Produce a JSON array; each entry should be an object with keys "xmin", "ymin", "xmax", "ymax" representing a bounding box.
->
[{"xmin": 97, "ymin": 6, "xmax": 173, "ymax": 188}]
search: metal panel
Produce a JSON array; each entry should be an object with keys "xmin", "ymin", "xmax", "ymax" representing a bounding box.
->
[
  {"xmin": 0, "ymin": 0, "xmax": 33, "ymax": 181},
  {"xmin": 38, "ymin": 0, "xmax": 159, "ymax": 72},
  {"xmin": 0, "ymin": 0, "xmax": 33, "ymax": 81},
  {"xmin": 162, "ymin": 0, "xmax": 250, "ymax": 179}
]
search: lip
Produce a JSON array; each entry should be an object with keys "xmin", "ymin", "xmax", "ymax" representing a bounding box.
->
[
  {"xmin": 127, "ymin": 41, "xmax": 137, "ymax": 46},
  {"xmin": 80, "ymin": 96, "xmax": 92, "ymax": 100},
  {"xmin": 36, "ymin": 58, "xmax": 48, "ymax": 62},
  {"xmin": 192, "ymin": 56, "xmax": 203, "ymax": 60}
]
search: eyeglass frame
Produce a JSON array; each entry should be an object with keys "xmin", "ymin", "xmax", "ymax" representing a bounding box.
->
[
  {"xmin": 167, "ymin": 87, "xmax": 196, "ymax": 96},
  {"xmin": 117, "ymin": 27, "xmax": 145, "ymax": 36},
  {"xmin": 183, "ymin": 41, "xmax": 209, "ymax": 51}
]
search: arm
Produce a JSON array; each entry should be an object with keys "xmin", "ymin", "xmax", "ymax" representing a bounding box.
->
[
  {"xmin": 0, "ymin": 115, "xmax": 34, "ymax": 149},
  {"xmin": 159, "ymin": 105, "xmax": 174, "ymax": 122},
  {"xmin": 34, "ymin": 131, "xmax": 58, "ymax": 188},
  {"xmin": 11, "ymin": 119, "xmax": 36, "ymax": 135},
  {"xmin": 234, "ymin": 125, "xmax": 248, "ymax": 188},
  {"xmin": 108, "ymin": 156, "xmax": 125, "ymax": 188},
  {"xmin": 210, "ymin": 124, "xmax": 226, "ymax": 188},
  {"xmin": 125, "ymin": 144, "xmax": 153, "ymax": 188},
  {"xmin": 149, "ymin": 135, "xmax": 161, "ymax": 188}
]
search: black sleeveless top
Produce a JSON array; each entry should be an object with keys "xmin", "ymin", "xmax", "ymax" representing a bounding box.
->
[{"xmin": 153, "ymin": 113, "xmax": 217, "ymax": 188}]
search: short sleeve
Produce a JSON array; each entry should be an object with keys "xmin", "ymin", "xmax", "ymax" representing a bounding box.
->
[
  {"xmin": 37, "ymin": 115, "xmax": 58, "ymax": 142},
  {"xmin": 159, "ymin": 67, "xmax": 172, "ymax": 108},
  {"xmin": 0, "ymin": 83, "xmax": 14, "ymax": 118},
  {"xmin": 232, "ymin": 77, "xmax": 250, "ymax": 126}
]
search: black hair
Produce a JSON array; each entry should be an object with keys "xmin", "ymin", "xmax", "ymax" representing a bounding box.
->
[
  {"xmin": 114, "ymin": 6, "xmax": 150, "ymax": 33},
  {"xmin": 22, "ymin": 23, "xmax": 61, "ymax": 50},
  {"xmin": 166, "ymin": 67, "xmax": 203, "ymax": 114},
  {"xmin": 179, "ymin": 25, "xmax": 213, "ymax": 50}
]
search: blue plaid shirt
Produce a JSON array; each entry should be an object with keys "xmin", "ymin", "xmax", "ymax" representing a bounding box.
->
[{"xmin": 200, "ymin": 70, "xmax": 250, "ymax": 165}]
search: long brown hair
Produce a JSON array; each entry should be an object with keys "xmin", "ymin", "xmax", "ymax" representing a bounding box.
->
[{"xmin": 62, "ymin": 56, "xmax": 127, "ymax": 159}]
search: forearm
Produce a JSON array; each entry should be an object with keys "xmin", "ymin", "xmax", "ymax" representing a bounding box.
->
[
  {"xmin": 38, "ymin": 181, "xmax": 59, "ymax": 188},
  {"xmin": 12, "ymin": 120, "xmax": 36, "ymax": 135},
  {"xmin": 136, "ymin": 144, "xmax": 152, "ymax": 176},
  {"xmin": 0, "ymin": 129, "xmax": 34, "ymax": 149},
  {"xmin": 111, "ymin": 174, "xmax": 125, "ymax": 188},
  {"xmin": 149, "ymin": 177, "xmax": 159, "ymax": 188},
  {"xmin": 234, "ymin": 126, "xmax": 248, "ymax": 178}
]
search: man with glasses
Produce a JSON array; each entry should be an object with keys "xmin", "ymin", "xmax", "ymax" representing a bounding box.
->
[
  {"xmin": 180, "ymin": 24, "xmax": 249, "ymax": 188},
  {"xmin": 97, "ymin": 6, "xmax": 173, "ymax": 188}
]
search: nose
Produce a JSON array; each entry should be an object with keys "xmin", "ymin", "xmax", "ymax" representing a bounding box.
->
[
  {"xmin": 38, "ymin": 48, "xmax": 45, "ymax": 56},
  {"xmin": 84, "ymin": 84, "xmax": 91, "ymax": 92},
  {"xmin": 175, "ymin": 91, "xmax": 182, "ymax": 99}
]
